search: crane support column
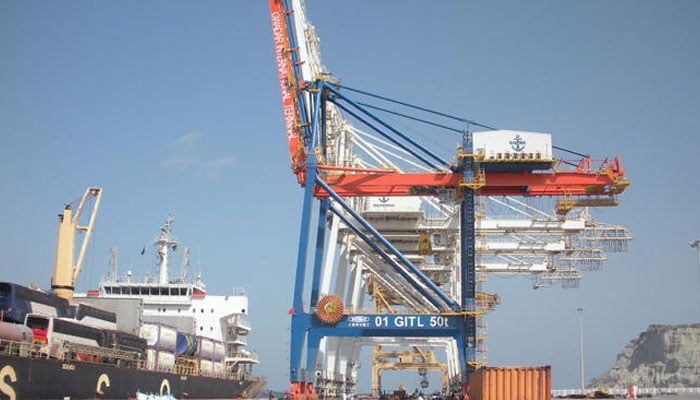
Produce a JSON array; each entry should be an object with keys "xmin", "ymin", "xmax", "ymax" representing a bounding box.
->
[{"xmin": 459, "ymin": 133, "xmax": 479, "ymax": 392}]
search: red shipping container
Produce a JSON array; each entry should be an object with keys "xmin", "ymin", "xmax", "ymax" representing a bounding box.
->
[{"xmin": 468, "ymin": 366, "xmax": 551, "ymax": 400}]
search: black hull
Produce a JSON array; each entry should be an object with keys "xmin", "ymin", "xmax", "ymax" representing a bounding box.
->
[{"xmin": 0, "ymin": 353, "xmax": 266, "ymax": 399}]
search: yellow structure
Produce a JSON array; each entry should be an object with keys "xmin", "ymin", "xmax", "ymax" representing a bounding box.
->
[{"xmin": 51, "ymin": 187, "xmax": 102, "ymax": 301}]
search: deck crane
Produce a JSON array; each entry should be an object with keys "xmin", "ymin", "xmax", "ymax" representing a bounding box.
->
[
  {"xmin": 269, "ymin": 1, "xmax": 630, "ymax": 398},
  {"xmin": 51, "ymin": 187, "xmax": 102, "ymax": 301}
]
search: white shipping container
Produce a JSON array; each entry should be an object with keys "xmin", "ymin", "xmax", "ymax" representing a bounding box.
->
[
  {"xmin": 139, "ymin": 322, "xmax": 177, "ymax": 350},
  {"xmin": 196, "ymin": 336, "xmax": 215, "ymax": 359},
  {"xmin": 473, "ymin": 130, "xmax": 552, "ymax": 161},
  {"xmin": 157, "ymin": 351, "xmax": 175, "ymax": 372},
  {"xmin": 195, "ymin": 336, "xmax": 225, "ymax": 361},
  {"xmin": 145, "ymin": 348, "xmax": 176, "ymax": 371},
  {"xmin": 199, "ymin": 359, "xmax": 214, "ymax": 376},
  {"xmin": 214, "ymin": 341, "xmax": 226, "ymax": 361},
  {"xmin": 213, "ymin": 361, "xmax": 225, "ymax": 377}
]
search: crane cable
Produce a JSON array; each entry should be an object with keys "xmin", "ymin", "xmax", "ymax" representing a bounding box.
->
[
  {"xmin": 337, "ymin": 83, "xmax": 596, "ymax": 166},
  {"xmin": 336, "ymin": 83, "xmax": 497, "ymax": 130}
]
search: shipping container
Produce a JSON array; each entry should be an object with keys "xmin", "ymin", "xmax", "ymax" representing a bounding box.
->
[
  {"xmin": 196, "ymin": 336, "xmax": 226, "ymax": 361},
  {"xmin": 199, "ymin": 359, "xmax": 214, "ymax": 376},
  {"xmin": 145, "ymin": 348, "xmax": 176, "ymax": 371},
  {"xmin": 468, "ymin": 366, "xmax": 551, "ymax": 400},
  {"xmin": 214, "ymin": 340, "xmax": 226, "ymax": 361},
  {"xmin": 139, "ymin": 322, "xmax": 177, "ymax": 351},
  {"xmin": 196, "ymin": 336, "xmax": 215, "ymax": 359},
  {"xmin": 213, "ymin": 360, "xmax": 225, "ymax": 377}
]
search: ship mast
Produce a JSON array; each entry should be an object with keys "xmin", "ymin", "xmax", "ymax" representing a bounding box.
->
[{"xmin": 156, "ymin": 216, "xmax": 178, "ymax": 284}]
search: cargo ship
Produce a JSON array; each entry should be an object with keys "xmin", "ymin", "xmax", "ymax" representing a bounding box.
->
[{"xmin": 0, "ymin": 188, "xmax": 266, "ymax": 399}]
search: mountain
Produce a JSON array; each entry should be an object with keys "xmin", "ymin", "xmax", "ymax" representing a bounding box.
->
[{"xmin": 589, "ymin": 323, "xmax": 700, "ymax": 388}]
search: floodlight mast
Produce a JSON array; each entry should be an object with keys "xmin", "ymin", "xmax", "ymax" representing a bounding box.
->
[{"xmin": 691, "ymin": 240, "xmax": 700, "ymax": 285}]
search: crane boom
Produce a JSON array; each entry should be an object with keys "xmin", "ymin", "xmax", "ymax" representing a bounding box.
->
[
  {"xmin": 51, "ymin": 187, "xmax": 102, "ymax": 301},
  {"xmin": 270, "ymin": 0, "xmax": 307, "ymax": 184}
]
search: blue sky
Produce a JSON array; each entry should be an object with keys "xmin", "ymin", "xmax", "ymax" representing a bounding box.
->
[{"xmin": 2, "ymin": 0, "xmax": 699, "ymax": 392}]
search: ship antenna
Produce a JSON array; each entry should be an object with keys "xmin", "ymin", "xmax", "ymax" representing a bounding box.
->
[
  {"xmin": 109, "ymin": 247, "xmax": 118, "ymax": 282},
  {"xmin": 180, "ymin": 247, "xmax": 190, "ymax": 283}
]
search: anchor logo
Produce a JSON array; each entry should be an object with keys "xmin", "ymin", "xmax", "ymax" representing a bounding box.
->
[
  {"xmin": 375, "ymin": 196, "xmax": 394, "ymax": 208},
  {"xmin": 509, "ymin": 134, "xmax": 526, "ymax": 152}
]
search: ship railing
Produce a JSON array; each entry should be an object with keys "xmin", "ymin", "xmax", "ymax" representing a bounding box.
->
[
  {"xmin": 226, "ymin": 314, "xmax": 251, "ymax": 332},
  {"xmin": 219, "ymin": 370, "xmax": 258, "ymax": 381},
  {"xmin": 227, "ymin": 334, "xmax": 248, "ymax": 346},
  {"xmin": 61, "ymin": 342, "xmax": 143, "ymax": 367},
  {"xmin": 2, "ymin": 339, "xmax": 66, "ymax": 361},
  {"xmin": 170, "ymin": 357, "xmax": 260, "ymax": 381},
  {"xmin": 0, "ymin": 339, "xmax": 37, "ymax": 358},
  {"xmin": 1, "ymin": 338, "xmax": 261, "ymax": 383},
  {"xmin": 228, "ymin": 350, "xmax": 259, "ymax": 363},
  {"xmin": 0, "ymin": 338, "xmax": 147, "ymax": 369}
]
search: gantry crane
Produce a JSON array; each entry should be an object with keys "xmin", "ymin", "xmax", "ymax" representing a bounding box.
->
[{"xmin": 268, "ymin": 1, "xmax": 629, "ymax": 398}]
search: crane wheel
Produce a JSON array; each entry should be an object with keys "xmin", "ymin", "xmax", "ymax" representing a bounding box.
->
[{"xmin": 315, "ymin": 295, "xmax": 344, "ymax": 324}]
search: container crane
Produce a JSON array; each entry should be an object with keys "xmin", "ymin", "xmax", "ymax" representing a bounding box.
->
[
  {"xmin": 268, "ymin": 1, "xmax": 630, "ymax": 398},
  {"xmin": 51, "ymin": 187, "xmax": 102, "ymax": 301}
]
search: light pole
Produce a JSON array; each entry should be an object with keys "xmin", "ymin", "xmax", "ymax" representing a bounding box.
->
[
  {"xmin": 690, "ymin": 240, "xmax": 700, "ymax": 285},
  {"xmin": 577, "ymin": 307, "xmax": 585, "ymax": 394}
]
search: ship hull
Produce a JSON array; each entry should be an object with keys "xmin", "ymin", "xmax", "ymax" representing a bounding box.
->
[{"xmin": 0, "ymin": 353, "xmax": 265, "ymax": 400}]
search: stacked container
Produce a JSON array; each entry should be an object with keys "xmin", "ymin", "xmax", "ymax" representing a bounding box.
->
[
  {"xmin": 195, "ymin": 336, "xmax": 226, "ymax": 376},
  {"xmin": 139, "ymin": 322, "xmax": 177, "ymax": 371}
]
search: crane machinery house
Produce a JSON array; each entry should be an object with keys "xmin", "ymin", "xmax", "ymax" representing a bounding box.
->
[{"xmin": 473, "ymin": 130, "xmax": 554, "ymax": 172}]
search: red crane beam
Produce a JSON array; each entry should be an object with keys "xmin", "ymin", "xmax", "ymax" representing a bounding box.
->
[{"xmin": 314, "ymin": 170, "xmax": 628, "ymax": 198}]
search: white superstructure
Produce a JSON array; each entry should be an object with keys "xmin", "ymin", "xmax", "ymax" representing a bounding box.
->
[{"xmin": 77, "ymin": 216, "xmax": 259, "ymax": 375}]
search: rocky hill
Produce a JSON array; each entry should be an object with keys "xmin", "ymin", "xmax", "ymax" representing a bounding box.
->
[{"xmin": 589, "ymin": 323, "xmax": 700, "ymax": 388}]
